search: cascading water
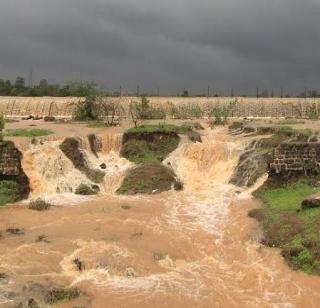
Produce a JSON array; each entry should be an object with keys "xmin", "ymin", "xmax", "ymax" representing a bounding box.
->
[
  {"xmin": 20, "ymin": 133, "xmax": 132, "ymax": 202},
  {"xmin": 0, "ymin": 128, "xmax": 320, "ymax": 307}
]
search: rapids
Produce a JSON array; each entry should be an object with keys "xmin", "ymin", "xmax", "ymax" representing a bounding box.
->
[{"xmin": 0, "ymin": 128, "xmax": 320, "ymax": 307}]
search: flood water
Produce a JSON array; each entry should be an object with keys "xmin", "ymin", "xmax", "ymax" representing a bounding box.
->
[{"xmin": 0, "ymin": 128, "xmax": 320, "ymax": 307}]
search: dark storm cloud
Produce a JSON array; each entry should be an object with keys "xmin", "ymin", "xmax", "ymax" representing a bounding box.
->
[{"xmin": 0, "ymin": 0, "xmax": 320, "ymax": 94}]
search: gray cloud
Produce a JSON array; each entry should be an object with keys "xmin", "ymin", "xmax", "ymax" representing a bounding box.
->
[{"xmin": 0, "ymin": 0, "xmax": 319, "ymax": 95}]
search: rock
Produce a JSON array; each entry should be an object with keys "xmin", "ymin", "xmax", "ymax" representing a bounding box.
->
[
  {"xmin": 125, "ymin": 267, "xmax": 136, "ymax": 278},
  {"xmin": 0, "ymin": 273, "xmax": 7, "ymax": 279},
  {"xmin": 100, "ymin": 163, "xmax": 106, "ymax": 169},
  {"xmin": 301, "ymin": 193, "xmax": 320, "ymax": 210},
  {"xmin": 6, "ymin": 228, "xmax": 25, "ymax": 236},
  {"xmin": 230, "ymin": 141, "xmax": 269, "ymax": 187},
  {"xmin": 60, "ymin": 138, "xmax": 105, "ymax": 183},
  {"xmin": 88, "ymin": 134, "xmax": 102, "ymax": 157}
]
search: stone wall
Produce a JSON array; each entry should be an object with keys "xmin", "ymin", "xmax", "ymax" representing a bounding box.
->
[
  {"xmin": 269, "ymin": 143, "xmax": 320, "ymax": 174},
  {"xmin": 0, "ymin": 141, "xmax": 30, "ymax": 198},
  {"xmin": 0, "ymin": 141, "xmax": 23, "ymax": 175},
  {"xmin": 0, "ymin": 96, "xmax": 319, "ymax": 118}
]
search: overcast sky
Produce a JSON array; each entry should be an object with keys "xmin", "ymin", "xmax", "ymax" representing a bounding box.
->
[{"xmin": 0, "ymin": 0, "xmax": 320, "ymax": 95}]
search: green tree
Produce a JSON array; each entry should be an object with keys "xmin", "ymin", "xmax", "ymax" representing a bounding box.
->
[
  {"xmin": 182, "ymin": 90, "xmax": 189, "ymax": 97},
  {"xmin": 73, "ymin": 95, "xmax": 99, "ymax": 120},
  {"xmin": 14, "ymin": 76, "xmax": 25, "ymax": 89},
  {"xmin": 67, "ymin": 80, "xmax": 99, "ymax": 97}
]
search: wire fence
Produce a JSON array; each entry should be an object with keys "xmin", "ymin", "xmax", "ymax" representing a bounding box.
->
[{"xmin": 0, "ymin": 96, "xmax": 319, "ymax": 119}]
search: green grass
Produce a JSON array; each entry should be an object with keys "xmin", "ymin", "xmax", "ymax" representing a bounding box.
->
[
  {"xmin": 122, "ymin": 125, "xmax": 182, "ymax": 164},
  {"xmin": 121, "ymin": 140, "xmax": 160, "ymax": 164},
  {"xmin": 0, "ymin": 181, "xmax": 19, "ymax": 206},
  {"xmin": 4, "ymin": 128, "xmax": 53, "ymax": 137},
  {"xmin": 127, "ymin": 124, "xmax": 193, "ymax": 134},
  {"xmin": 116, "ymin": 163, "xmax": 177, "ymax": 195},
  {"xmin": 119, "ymin": 124, "xmax": 186, "ymax": 195},
  {"xmin": 252, "ymin": 181, "xmax": 320, "ymax": 274}
]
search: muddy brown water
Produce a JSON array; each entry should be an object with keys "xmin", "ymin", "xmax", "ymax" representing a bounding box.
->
[{"xmin": 0, "ymin": 128, "xmax": 320, "ymax": 307}]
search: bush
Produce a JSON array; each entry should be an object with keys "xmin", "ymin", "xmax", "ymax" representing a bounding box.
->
[
  {"xmin": 46, "ymin": 288, "xmax": 80, "ymax": 305},
  {"xmin": 28, "ymin": 198, "xmax": 53, "ymax": 211},
  {"xmin": 208, "ymin": 100, "xmax": 237, "ymax": 127},
  {"xmin": 73, "ymin": 95, "xmax": 100, "ymax": 121},
  {"xmin": 129, "ymin": 97, "xmax": 166, "ymax": 125},
  {"xmin": 75, "ymin": 184, "xmax": 99, "ymax": 195},
  {"xmin": 208, "ymin": 107, "xmax": 228, "ymax": 126}
]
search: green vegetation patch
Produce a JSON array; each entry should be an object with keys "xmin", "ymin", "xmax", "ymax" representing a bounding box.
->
[
  {"xmin": 46, "ymin": 288, "xmax": 80, "ymax": 305},
  {"xmin": 121, "ymin": 140, "xmax": 160, "ymax": 164},
  {"xmin": 119, "ymin": 124, "xmax": 188, "ymax": 195},
  {"xmin": 28, "ymin": 198, "xmax": 53, "ymax": 211},
  {"xmin": 122, "ymin": 124, "xmax": 201, "ymax": 164},
  {"xmin": 117, "ymin": 163, "xmax": 179, "ymax": 195},
  {"xmin": 4, "ymin": 128, "xmax": 53, "ymax": 137},
  {"xmin": 0, "ymin": 180, "xmax": 19, "ymax": 206},
  {"xmin": 127, "ymin": 124, "xmax": 193, "ymax": 134},
  {"xmin": 75, "ymin": 183, "xmax": 99, "ymax": 195},
  {"xmin": 251, "ymin": 181, "xmax": 320, "ymax": 274}
]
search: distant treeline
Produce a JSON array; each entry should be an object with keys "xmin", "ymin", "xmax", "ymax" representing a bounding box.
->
[
  {"xmin": 1, "ymin": 76, "xmax": 320, "ymax": 98},
  {"xmin": 0, "ymin": 77, "xmax": 100, "ymax": 97}
]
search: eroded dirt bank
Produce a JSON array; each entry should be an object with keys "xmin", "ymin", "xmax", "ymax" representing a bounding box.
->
[{"xmin": 1, "ymin": 129, "xmax": 320, "ymax": 307}]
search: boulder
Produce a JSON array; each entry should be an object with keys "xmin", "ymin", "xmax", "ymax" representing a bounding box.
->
[{"xmin": 301, "ymin": 193, "xmax": 320, "ymax": 210}]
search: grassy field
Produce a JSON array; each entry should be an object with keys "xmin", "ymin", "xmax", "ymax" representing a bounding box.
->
[
  {"xmin": 252, "ymin": 181, "xmax": 320, "ymax": 274},
  {"xmin": 86, "ymin": 121, "xmax": 112, "ymax": 128},
  {"xmin": 126, "ymin": 123, "xmax": 198, "ymax": 134},
  {"xmin": 4, "ymin": 128, "xmax": 53, "ymax": 137}
]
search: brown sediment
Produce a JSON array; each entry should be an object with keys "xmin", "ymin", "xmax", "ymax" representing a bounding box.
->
[{"xmin": 0, "ymin": 128, "xmax": 320, "ymax": 307}]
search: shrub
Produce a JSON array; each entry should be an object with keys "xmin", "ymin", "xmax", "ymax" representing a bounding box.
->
[
  {"xmin": 208, "ymin": 107, "xmax": 229, "ymax": 126},
  {"xmin": 73, "ymin": 95, "xmax": 99, "ymax": 121},
  {"xmin": 75, "ymin": 184, "xmax": 99, "ymax": 195},
  {"xmin": 308, "ymin": 103, "xmax": 319, "ymax": 120},
  {"xmin": 46, "ymin": 288, "xmax": 80, "ymax": 305},
  {"xmin": 28, "ymin": 198, "xmax": 53, "ymax": 211},
  {"xmin": 208, "ymin": 100, "xmax": 237, "ymax": 127},
  {"xmin": 129, "ymin": 97, "xmax": 166, "ymax": 126}
]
